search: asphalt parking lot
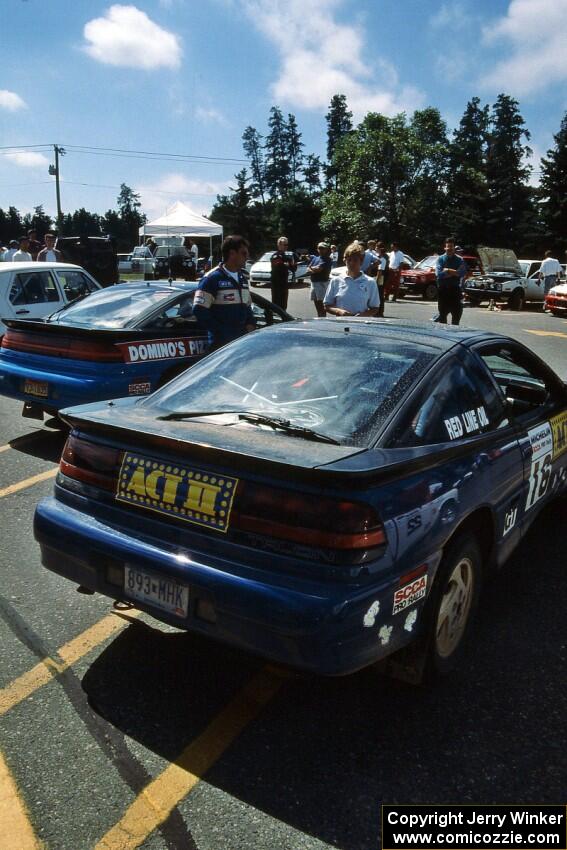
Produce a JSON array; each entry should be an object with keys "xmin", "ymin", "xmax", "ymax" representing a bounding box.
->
[{"xmin": 1, "ymin": 288, "xmax": 566, "ymax": 850}]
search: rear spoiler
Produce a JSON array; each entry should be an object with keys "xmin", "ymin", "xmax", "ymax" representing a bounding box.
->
[{"xmin": 1, "ymin": 318, "xmax": 204, "ymax": 343}]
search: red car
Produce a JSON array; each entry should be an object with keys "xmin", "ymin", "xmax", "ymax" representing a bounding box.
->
[
  {"xmin": 399, "ymin": 253, "xmax": 481, "ymax": 301},
  {"xmin": 544, "ymin": 280, "xmax": 567, "ymax": 316}
]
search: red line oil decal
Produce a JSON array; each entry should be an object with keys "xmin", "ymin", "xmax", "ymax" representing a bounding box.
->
[
  {"xmin": 116, "ymin": 453, "xmax": 238, "ymax": 533},
  {"xmin": 116, "ymin": 337, "xmax": 207, "ymax": 363}
]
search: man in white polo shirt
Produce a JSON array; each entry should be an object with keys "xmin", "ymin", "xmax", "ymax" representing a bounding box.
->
[
  {"xmin": 539, "ymin": 250, "xmax": 562, "ymax": 296},
  {"xmin": 386, "ymin": 241, "xmax": 405, "ymax": 302},
  {"xmin": 323, "ymin": 241, "xmax": 380, "ymax": 317}
]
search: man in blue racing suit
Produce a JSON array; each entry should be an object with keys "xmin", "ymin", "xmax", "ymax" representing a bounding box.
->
[{"xmin": 193, "ymin": 235, "xmax": 256, "ymax": 349}]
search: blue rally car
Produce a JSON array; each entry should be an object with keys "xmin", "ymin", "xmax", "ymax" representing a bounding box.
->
[
  {"xmin": 0, "ymin": 281, "xmax": 291, "ymax": 420},
  {"xmin": 34, "ymin": 319, "xmax": 567, "ymax": 679}
]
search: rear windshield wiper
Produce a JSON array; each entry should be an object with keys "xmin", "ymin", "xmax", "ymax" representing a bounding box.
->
[{"xmin": 157, "ymin": 410, "xmax": 340, "ymax": 444}]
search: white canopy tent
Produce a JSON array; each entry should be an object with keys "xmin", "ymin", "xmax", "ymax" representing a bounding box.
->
[{"xmin": 139, "ymin": 201, "xmax": 223, "ymax": 259}]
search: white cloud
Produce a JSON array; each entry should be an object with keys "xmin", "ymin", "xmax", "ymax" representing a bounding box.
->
[
  {"xmin": 195, "ymin": 106, "xmax": 228, "ymax": 126},
  {"xmin": 241, "ymin": 0, "xmax": 424, "ymax": 119},
  {"xmin": 0, "ymin": 90, "xmax": 27, "ymax": 111},
  {"xmin": 136, "ymin": 173, "xmax": 229, "ymax": 218},
  {"xmin": 480, "ymin": 0, "xmax": 567, "ymax": 95},
  {"xmin": 4, "ymin": 151, "xmax": 50, "ymax": 169},
  {"xmin": 83, "ymin": 5, "xmax": 182, "ymax": 70},
  {"xmin": 430, "ymin": 2, "xmax": 472, "ymax": 30}
]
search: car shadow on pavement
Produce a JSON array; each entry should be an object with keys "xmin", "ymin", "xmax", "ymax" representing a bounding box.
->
[
  {"xmin": 6, "ymin": 428, "xmax": 67, "ymax": 463},
  {"xmin": 80, "ymin": 502, "xmax": 567, "ymax": 850}
]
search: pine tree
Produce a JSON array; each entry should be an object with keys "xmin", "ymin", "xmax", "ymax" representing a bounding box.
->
[
  {"xmin": 303, "ymin": 154, "xmax": 322, "ymax": 195},
  {"xmin": 446, "ymin": 97, "xmax": 490, "ymax": 247},
  {"xmin": 485, "ymin": 94, "xmax": 534, "ymax": 248},
  {"xmin": 325, "ymin": 94, "xmax": 353, "ymax": 189},
  {"xmin": 264, "ymin": 106, "xmax": 291, "ymax": 200},
  {"xmin": 285, "ymin": 114, "xmax": 304, "ymax": 189},
  {"xmin": 242, "ymin": 126, "xmax": 266, "ymax": 205},
  {"xmin": 540, "ymin": 112, "xmax": 567, "ymax": 251}
]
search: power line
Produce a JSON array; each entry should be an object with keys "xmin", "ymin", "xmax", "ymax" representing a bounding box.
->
[
  {"xmin": 59, "ymin": 179, "xmax": 218, "ymax": 196},
  {"xmin": 63, "ymin": 144, "xmax": 246, "ymax": 165}
]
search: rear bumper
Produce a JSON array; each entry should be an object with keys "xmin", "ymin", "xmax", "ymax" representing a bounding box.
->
[{"xmin": 34, "ymin": 494, "xmax": 439, "ymax": 675}]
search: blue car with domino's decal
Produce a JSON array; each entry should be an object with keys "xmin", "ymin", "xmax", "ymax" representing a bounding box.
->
[
  {"xmin": 34, "ymin": 319, "xmax": 567, "ymax": 679},
  {"xmin": 0, "ymin": 281, "xmax": 292, "ymax": 421}
]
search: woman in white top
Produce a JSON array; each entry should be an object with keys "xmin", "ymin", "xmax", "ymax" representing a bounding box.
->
[{"xmin": 323, "ymin": 241, "xmax": 380, "ymax": 317}]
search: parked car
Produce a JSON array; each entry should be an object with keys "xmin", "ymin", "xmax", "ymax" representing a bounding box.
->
[
  {"xmin": 153, "ymin": 246, "xmax": 196, "ymax": 281},
  {"xmin": 400, "ymin": 253, "xmax": 481, "ymax": 301},
  {"xmin": 56, "ymin": 236, "xmax": 118, "ymax": 287},
  {"xmin": 519, "ymin": 259, "xmax": 541, "ymax": 278},
  {"xmin": 130, "ymin": 246, "xmax": 156, "ymax": 276},
  {"xmin": 117, "ymin": 253, "xmax": 133, "ymax": 274},
  {"xmin": 464, "ymin": 247, "xmax": 543, "ymax": 310},
  {"xmin": 249, "ymin": 252, "xmax": 310, "ymax": 287},
  {"xmin": 34, "ymin": 318, "xmax": 567, "ymax": 680},
  {"xmin": 0, "ymin": 281, "xmax": 293, "ymax": 421},
  {"xmin": 0, "ymin": 262, "xmax": 101, "ymax": 340},
  {"xmin": 544, "ymin": 275, "xmax": 567, "ymax": 316}
]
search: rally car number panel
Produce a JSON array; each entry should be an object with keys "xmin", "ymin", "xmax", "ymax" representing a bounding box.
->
[{"xmin": 116, "ymin": 453, "xmax": 238, "ymax": 533}]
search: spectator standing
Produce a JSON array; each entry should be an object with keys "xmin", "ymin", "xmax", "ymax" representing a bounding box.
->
[
  {"xmin": 27, "ymin": 229, "xmax": 42, "ymax": 260},
  {"xmin": 2, "ymin": 240, "xmax": 19, "ymax": 261},
  {"xmin": 330, "ymin": 244, "xmax": 339, "ymax": 268},
  {"xmin": 324, "ymin": 241, "xmax": 380, "ymax": 317},
  {"xmin": 376, "ymin": 242, "xmax": 389, "ymax": 318},
  {"xmin": 193, "ymin": 234, "xmax": 256, "ymax": 350},
  {"xmin": 12, "ymin": 236, "xmax": 32, "ymax": 262},
  {"xmin": 539, "ymin": 250, "xmax": 562, "ymax": 296},
  {"xmin": 435, "ymin": 237, "xmax": 466, "ymax": 325},
  {"xmin": 269, "ymin": 236, "xmax": 296, "ymax": 310},
  {"xmin": 361, "ymin": 239, "xmax": 379, "ymax": 276},
  {"xmin": 307, "ymin": 242, "xmax": 333, "ymax": 317},
  {"xmin": 37, "ymin": 232, "xmax": 63, "ymax": 262},
  {"xmin": 386, "ymin": 242, "xmax": 405, "ymax": 302},
  {"xmin": 184, "ymin": 237, "xmax": 199, "ymax": 264}
]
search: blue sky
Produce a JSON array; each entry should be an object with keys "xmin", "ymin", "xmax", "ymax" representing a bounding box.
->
[{"xmin": 2, "ymin": 0, "xmax": 567, "ymax": 224}]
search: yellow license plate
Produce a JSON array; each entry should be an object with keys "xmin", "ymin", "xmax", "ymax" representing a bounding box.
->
[{"xmin": 23, "ymin": 379, "xmax": 48, "ymax": 398}]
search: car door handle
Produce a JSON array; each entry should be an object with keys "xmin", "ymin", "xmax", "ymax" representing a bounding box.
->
[{"xmin": 15, "ymin": 309, "xmax": 30, "ymax": 314}]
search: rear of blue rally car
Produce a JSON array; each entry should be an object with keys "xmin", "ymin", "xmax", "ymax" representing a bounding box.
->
[
  {"xmin": 33, "ymin": 400, "xmax": 453, "ymax": 676},
  {"xmin": 0, "ymin": 321, "xmax": 206, "ymax": 416}
]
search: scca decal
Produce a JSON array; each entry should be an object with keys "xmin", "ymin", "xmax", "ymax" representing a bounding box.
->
[
  {"xmin": 116, "ymin": 454, "xmax": 238, "ymax": 532},
  {"xmin": 117, "ymin": 337, "xmax": 207, "ymax": 363},
  {"xmin": 392, "ymin": 574, "xmax": 428, "ymax": 614}
]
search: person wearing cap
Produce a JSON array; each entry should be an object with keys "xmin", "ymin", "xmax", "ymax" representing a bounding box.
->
[
  {"xmin": 12, "ymin": 236, "xmax": 32, "ymax": 262},
  {"xmin": 37, "ymin": 232, "xmax": 63, "ymax": 262},
  {"xmin": 324, "ymin": 241, "xmax": 380, "ymax": 318},
  {"xmin": 2, "ymin": 240, "xmax": 20, "ymax": 262},
  {"xmin": 307, "ymin": 242, "xmax": 333, "ymax": 317},
  {"xmin": 269, "ymin": 236, "xmax": 297, "ymax": 310}
]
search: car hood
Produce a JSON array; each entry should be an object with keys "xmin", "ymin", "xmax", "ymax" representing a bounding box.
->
[
  {"xmin": 477, "ymin": 246, "xmax": 522, "ymax": 275},
  {"xmin": 250, "ymin": 261, "xmax": 271, "ymax": 273},
  {"xmin": 549, "ymin": 283, "xmax": 567, "ymax": 295}
]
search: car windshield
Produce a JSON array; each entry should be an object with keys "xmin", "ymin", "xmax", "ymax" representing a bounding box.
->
[
  {"xmin": 143, "ymin": 327, "xmax": 437, "ymax": 446},
  {"xmin": 156, "ymin": 247, "xmax": 188, "ymax": 257},
  {"xmin": 48, "ymin": 286, "xmax": 176, "ymax": 328},
  {"xmin": 256, "ymin": 253, "xmax": 274, "ymax": 262},
  {"xmin": 415, "ymin": 256, "xmax": 438, "ymax": 270}
]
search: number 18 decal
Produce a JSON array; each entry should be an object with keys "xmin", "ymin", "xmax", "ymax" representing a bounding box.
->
[{"xmin": 526, "ymin": 423, "xmax": 553, "ymax": 510}]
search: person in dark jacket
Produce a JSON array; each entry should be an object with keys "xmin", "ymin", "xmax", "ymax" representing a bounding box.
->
[
  {"xmin": 36, "ymin": 232, "xmax": 63, "ymax": 262},
  {"xmin": 193, "ymin": 235, "xmax": 256, "ymax": 349},
  {"xmin": 435, "ymin": 237, "xmax": 466, "ymax": 325},
  {"xmin": 269, "ymin": 236, "xmax": 296, "ymax": 310}
]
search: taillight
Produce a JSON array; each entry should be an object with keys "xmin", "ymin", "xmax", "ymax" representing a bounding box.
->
[
  {"xmin": 2, "ymin": 329, "xmax": 123, "ymax": 361},
  {"xmin": 232, "ymin": 482, "xmax": 386, "ymax": 553},
  {"xmin": 60, "ymin": 435, "xmax": 122, "ymax": 491}
]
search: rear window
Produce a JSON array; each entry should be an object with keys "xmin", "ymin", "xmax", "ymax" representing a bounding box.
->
[
  {"xmin": 144, "ymin": 327, "xmax": 437, "ymax": 446},
  {"xmin": 48, "ymin": 286, "xmax": 176, "ymax": 329}
]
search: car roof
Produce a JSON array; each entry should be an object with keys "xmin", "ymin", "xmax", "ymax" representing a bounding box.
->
[
  {"xmin": 282, "ymin": 317, "xmax": 496, "ymax": 350},
  {"xmin": 113, "ymin": 280, "xmax": 198, "ymax": 293},
  {"xmin": 0, "ymin": 261, "xmax": 89, "ymax": 272}
]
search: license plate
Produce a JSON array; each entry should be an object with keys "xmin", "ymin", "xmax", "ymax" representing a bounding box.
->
[
  {"xmin": 124, "ymin": 566, "xmax": 189, "ymax": 618},
  {"xmin": 23, "ymin": 379, "xmax": 48, "ymax": 398}
]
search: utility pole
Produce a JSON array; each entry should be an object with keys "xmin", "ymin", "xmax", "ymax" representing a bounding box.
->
[{"xmin": 48, "ymin": 144, "xmax": 65, "ymax": 225}]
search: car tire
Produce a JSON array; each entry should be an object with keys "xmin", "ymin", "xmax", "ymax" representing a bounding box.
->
[
  {"xmin": 509, "ymin": 289, "xmax": 524, "ymax": 311},
  {"xmin": 425, "ymin": 534, "xmax": 482, "ymax": 677},
  {"xmin": 468, "ymin": 295, "xmax": 482, "ymax": 307},
  {"xmin": 551, "ymin": 310, "xmax": 563, "ymax": 317},
  {"xmin": 423, "ymin": 283, "xmax": 438, "ymax": 301}
]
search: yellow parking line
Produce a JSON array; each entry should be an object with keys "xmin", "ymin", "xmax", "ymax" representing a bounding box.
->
[
  {"xmin": 0, "ymin": 612, "xmax": 140, "ymax": 717},
  {"xmin": 94, "ymin": 667, "xmax": 283, "ymax": 850},
  {"xmin": 523, "ymin": 329, "xmax": 567, "ymax": 338},
  {"xmin": 0, "ymin": 468, "xmax": 57, "ymax": 499},
  {"xmin": 0, "ymin": 750, "xmax": 43, "ymax": 850}
]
